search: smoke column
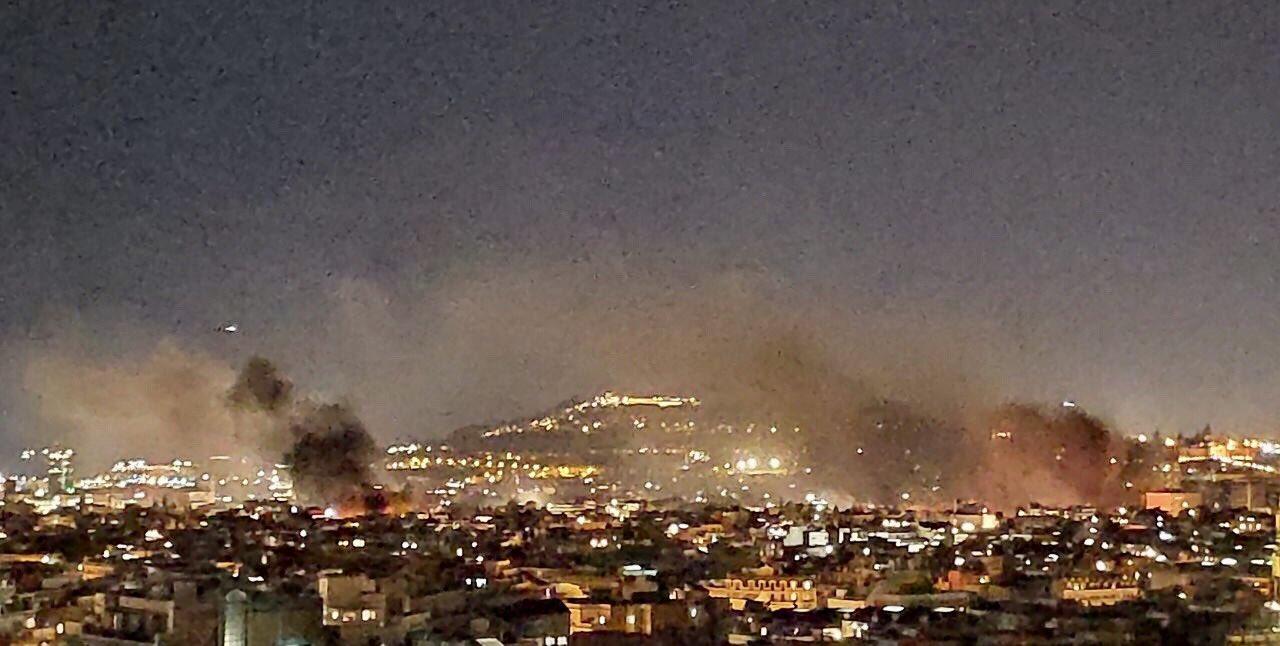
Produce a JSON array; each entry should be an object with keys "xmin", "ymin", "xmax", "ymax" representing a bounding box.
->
[{"xmin": 227, "ymin": 357, "xmax": 380, "ymax": 509}]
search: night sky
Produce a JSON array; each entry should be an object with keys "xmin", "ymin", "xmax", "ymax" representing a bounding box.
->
[{"xmin": 3, "ymin": 2, "xmax": 1280, "ymax": 463}]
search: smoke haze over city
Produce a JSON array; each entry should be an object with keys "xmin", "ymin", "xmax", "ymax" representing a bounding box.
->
[{"xmin": 10, "ymin": 5, "xmax": 1280, "ymax": 644}]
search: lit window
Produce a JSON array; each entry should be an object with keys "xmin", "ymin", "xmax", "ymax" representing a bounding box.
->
[{"xmin": 626, "ymin": 614, "xmax": 636, "ymax": 625}]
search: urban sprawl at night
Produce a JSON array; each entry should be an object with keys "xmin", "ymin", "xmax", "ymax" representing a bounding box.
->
[{"xmin": 2, "ymin": 373, "xmax": 1280, "ymax": 644}]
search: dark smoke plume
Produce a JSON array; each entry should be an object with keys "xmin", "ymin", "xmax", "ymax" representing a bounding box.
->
[
  {"xmin": 766, "ymin": 393, "xmax": 1131, "ymax": 509},
  {"xmin": 228, "ymin": 357, "xmax": 379, "ymax": 509},
  {"xmin": 283, "ymin": 403, "xmax": 378, "ymax": 507},
  {"xmin": 227, "ymin": 356, "xmax": 293, "ymax": 414},
  {"xmin": 978, "ymin": 404, "xmax": 1118, "ymax": 507}
]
